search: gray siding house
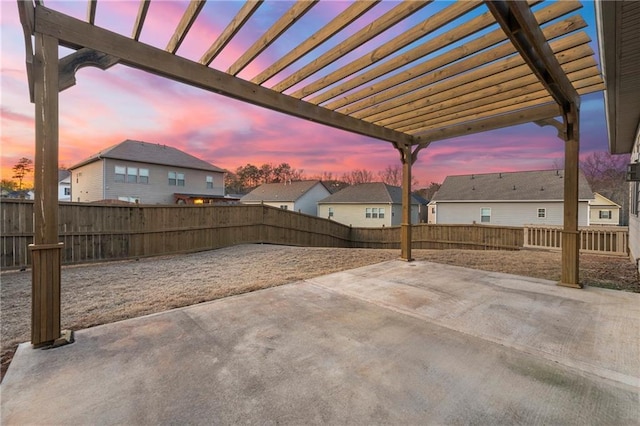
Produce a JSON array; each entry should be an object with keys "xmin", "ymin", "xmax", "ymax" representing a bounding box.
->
[
  {"xmin": 69, "ymin": 140, "xmax": 226, "ymax": 204},
  {"xmin": 240, "ymin": 180, "xmax": 330, "ymax": 216},
  {"xmin": 318, "ymin": 182, "xmax": 420, "ymax": 227},
  {"xmin": 430, "ymin": 170, "xmax": 593, "ymax": 227}
]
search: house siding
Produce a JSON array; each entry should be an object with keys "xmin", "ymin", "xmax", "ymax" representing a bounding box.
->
[
  {"xmin": 318, "ymin": 203, "xmax": 418, "ymax": 227},
  {"xmin": 71, "ymin": 161, "xmax": 104, "ymax": 202},
  {"xmin": 58, "ymin": 177, "xmax": 71, "ymax": 201},
  {"xmin": 294, "ymin": 184, "xmax": 331, "ymax": 215},
  {"xmin": 434, "ymin": 201, "xmax": 590, "ymax": 227},
  {"xmin": 589, "ymin": 206, "xmax": 620, "ymax": 226},
  {"xmin": 629, "ymin": 134, "xmax": 640, "ymax": 273},
  {"xmin": 73, "ymin": 159, "xmax": 224, "ymax": 204}
]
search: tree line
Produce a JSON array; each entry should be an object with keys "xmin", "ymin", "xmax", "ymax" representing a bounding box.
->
[{"xmin": 224, "ymin": 162, "xmax": 436, "ymax": 195}]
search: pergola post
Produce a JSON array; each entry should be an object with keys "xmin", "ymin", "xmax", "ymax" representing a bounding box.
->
[
  {"xmin": 560, "ymin": 104, "xmax": 582, "ymax": 288},
  {"xmin": 30, "ymin": 31, "xmax": 64, "ymax": 346},
  {"xmin": 400, "ymin": 143, "xmax": 413, "ymax": 261}
]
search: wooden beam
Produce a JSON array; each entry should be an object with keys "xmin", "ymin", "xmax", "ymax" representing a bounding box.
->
[
  {"xmin": 293, "ymin": 0, "xmax": 478, "ymax": 101},
  {"xmin": 302, "ymin": 0, "xmax": 488, "ymax": 102},
  {"xmin": 332, "ymin": 4, "xmax": 584, "ymax": 114},
  {"xmin": 485, "ymin": 0, "xmax": 580, "ymax": 109},
  {"xmin": 398, "ymin": 143, "xmax": 414, "ymax": 261},
  {"xmin": 227, "ymin": 0, "xmax": 318, "ymax": 76},
  {"xmin": 251, "ymin": 0, "xmax": 379, "ymax": 85},
  {"xmin": 166, "ymin": 0, "xmax": 206, "ymax": 54},
  {"xmin": 59, "ymin": 48, "xmax": 120, "ymax": 91},
  {"xmin": 389, "ymin": 57, "xmax": 598, "ymax": 131},
  {"xmin": 395, "ymin": 74, "xmax": 601, "ymax": 133},
  {"xmin": 87, "ymin": 0, "xmax": 97, "ymax": 24},
  {"xmin": 17, "ymin": 0, "xmax": 35, "ymax": 102},
  {"xmin": 199, "ymin": 1, "xmax": 262, "ymax": 66},
  {"xmin": 412, "ymin": 103, "xmax": 561, "ymax": 143},
  {"xmin": 362, "ymin": 37, "xmax": 592, "ymax": 124},
  {"xmin": 131, "ymin": 0, "xmax": 150, "ymax": 41},
  {"xmin": 32, "ymin": 32, "xmax": 62, "ymax": 345},
  {"xmin": 34, "ymin": 6, "xmax": 413, "ymax": 146},
  {"xmin": 344, "ymin": 12, "xmax": 590, "ymax": 118},
  {"xmin": 271, "ymin": 0, "xmax": 429, "ymax": 93},
  {"xmin": 403, "ymin": 76, "xmax": 601, "ymax": 135}
]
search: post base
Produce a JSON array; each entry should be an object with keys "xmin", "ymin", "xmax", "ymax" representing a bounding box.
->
[
  {"xmin": 558, "ymin": 281, "xmax": 583, "ymax": 289},
  {"xmin": 35, "ymin": 329, "xmax": 74, "ymax": 349}
]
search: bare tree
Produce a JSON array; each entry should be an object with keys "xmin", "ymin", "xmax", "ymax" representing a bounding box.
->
[
  {"xmin": 580, "ymin": 151, "xmax": 630, "ymax": 225},
  {"xmin": 342, "ymin": 169, "xmax": 374, "ymax": 185}
]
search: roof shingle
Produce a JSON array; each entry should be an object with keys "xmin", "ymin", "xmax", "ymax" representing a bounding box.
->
[
  {"xmin": 432, "ymin": 170, "xmax": 593, "ymax": 201},
  {"xmin": 241, "ymin": 180, "xmax": 325, "ymax": 202},
  {"xmin": 69, "ymin": 140, "xmax": 225, "ymax": 173},
  {"xmin": 319, "ymin": 182, "xmax": 420, "ymax": 204}
]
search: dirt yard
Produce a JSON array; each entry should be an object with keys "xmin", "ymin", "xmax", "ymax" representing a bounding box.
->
[{"xmin": 2, "ymin": 244, "xmax": 638, "ymax": 381}]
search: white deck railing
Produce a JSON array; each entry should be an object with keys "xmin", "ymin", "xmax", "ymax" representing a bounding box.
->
[{"xmin": 524, "ymin": 225, "xmax": 628, "ymax": 256}]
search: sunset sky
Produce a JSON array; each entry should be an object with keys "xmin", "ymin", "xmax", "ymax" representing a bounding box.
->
[{"xmin": 1, "ymin": 0, "xmax": 611, "ymax": 188}]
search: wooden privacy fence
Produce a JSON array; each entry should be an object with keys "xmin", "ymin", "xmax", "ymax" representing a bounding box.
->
[
  {"xmin": 524, "ymin": 225, "xmax": 629, "ymax": 256},
  {"xmin": 0, "ymin": 200, "xmax": 555, "ymax": 269}
]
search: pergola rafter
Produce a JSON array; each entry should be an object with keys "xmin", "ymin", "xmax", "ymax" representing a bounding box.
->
[{"xmin": 16, "ymin": 0, "xmax": 604, "ymax": 346}]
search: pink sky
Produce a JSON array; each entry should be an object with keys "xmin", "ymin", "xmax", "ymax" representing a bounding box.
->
[{"xmin": 1, "ymin": 1, "xmax": 611, "ymax": 188}]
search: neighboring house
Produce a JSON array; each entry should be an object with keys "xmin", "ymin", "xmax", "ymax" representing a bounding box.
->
[
  {"xmin": 6, "ymin": 190, "xmax": 34, "ymax": 200},
  {"xmin": 240, "ymin": 180, "xmax": 330, "ymax": 216},
  {"xmin": 68, "ymin": 140, "xmax": 225, "ymax": 204},
  {"xmin": 589, "ymin": 192, "xmax": 621, "ymax": 226},
  {"xmin": 317, "ymin": 182, "xmax": 420, "ymax": 227},
  {"xmin": 430, "ymin": 170, "xmax": 593, "ymax": 227},
  {"xmin": 596, "ymin": 0, "xmax": 640, "ymax": 272},
  {"xmin": 58, "ymin": 170, "xmax": 71, "ymax": 201}
]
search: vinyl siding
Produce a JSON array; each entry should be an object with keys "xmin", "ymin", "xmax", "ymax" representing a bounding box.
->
[
  {"xmin": 629, "ymin": 136, "xmax": 640, "ymax": 273},
  {"xmin": 434, "ymin": 201, "xmax": 590, "ymax": 227},
  {"xmin": 71, "ymin": 161, "xmax": 104, "ymax": 202},
  {"xmin": 293, "ymin": 184, "xmax": 331, "ymax": 215},
  {"xmin": 589, "ymin": 207, "xmax": 620, "ymax": 225},
  {"xmin": 318, "ymin": 203, "xmax": 418, "ymax": 227},
  {"xmin": 104, "ymin": 160, "xmax": 224, "ymax": 204},
  {"xmin": 72, "ymin": 159, "xmax": 224, "ymax": 204}
]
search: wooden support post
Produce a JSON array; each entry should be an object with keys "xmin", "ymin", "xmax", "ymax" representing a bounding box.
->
[
  {"xmin": 31, "ymin": 32, "xmax": 65, "ymax": 346},
  {"xmin": 397, "ymin": 142, "xmax": 428, "ymax": 261},
  {"xmin": 560, "ymin": 104, "xmax": 582, "ymax": 288}
]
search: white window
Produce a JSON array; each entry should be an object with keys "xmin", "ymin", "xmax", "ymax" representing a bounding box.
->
[
  {"xmin": 379, "ymin": 208, "xmax": 385, "ymax": 219},
  {"xmin": 115, "ymin": 166, "xmax": 126, "ymax": 182},
  {"xmin": 139, "ymin": 168, "xmax": 149, "ymax": 184},
  {"xmin": 537, "ymin": 208, "xmax": 546, "ymax": 218},
  {"xmin": 599, "ymin": 210, "xmax": 612, "ymax": 219},
  {"xmin": 64, "ymin": 187, "xmax": 71, "ymax": 196},
  {"xmin": 168, "ymin": 171, "xmax": 184, "ymax": 186},
  {"xmin": 206, "ymin": 176, "xmax": 213, "ymax": 189},
  {"xmin": 365, "ymin": 208, "xmax": 372, "ymax": 218},
  {"xmin": 328, "ymin": 207, "xmax": 334, "ymax": 218},
  {"xmin": 127, "ymin": 167, "xmax": 138, "ymax": 183},
  {"xmin": 480, "ymin": 207, "xmax": 491, "ymax": 223},
  {"xmin": 280, "ymin": 205, "xmax": 288, "ymax": 210},
  {"xmin": 372, "ymin": 208, "xmax": 378, "ymax": 218}
]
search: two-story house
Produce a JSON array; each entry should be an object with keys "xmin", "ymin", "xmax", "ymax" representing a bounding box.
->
[{"xmin": 69, "ymin": 140, "xmax": 226, "ymax": 204}]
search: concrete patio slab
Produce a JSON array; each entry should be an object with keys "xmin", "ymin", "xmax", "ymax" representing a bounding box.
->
[{"xmin": 2, "ymin": 260, "xmax": 639, "ymax": 425}]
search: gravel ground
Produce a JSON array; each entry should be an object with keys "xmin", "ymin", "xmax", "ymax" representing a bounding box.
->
[{"xmin": 2, "ymin": 244, "xmax": 638, "ymax": 380}]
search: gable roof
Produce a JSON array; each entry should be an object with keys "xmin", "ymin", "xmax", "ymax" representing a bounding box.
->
[
  {"xmin": 58, "ymin": 169, "xmax": 70, "ymax": 182},
  {"xmin": 591, "ymin": 192, "xmax": 621, "ymax": 208},
  {"xmin": 69, "ymin": 140, "xmax": 225, "ymax": 173},
  {"xmin": 432, "ymin": 170, "xmax": 593, "ymax": 202},
  {"xmin": 241, "ymin": 180, "xmax": 326, "ymax": 203},
  {"xmin": 319, "ymin": 182, "xmax": 419, "ymax": 205}
]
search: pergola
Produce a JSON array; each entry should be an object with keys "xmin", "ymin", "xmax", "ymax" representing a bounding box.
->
[{"xmin": 17, "ymin": 0, "xmax": 604, "ymax": 346}]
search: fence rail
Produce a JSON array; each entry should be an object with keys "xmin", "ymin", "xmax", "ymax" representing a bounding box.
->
[
  {"xmin": 524, "ymin": 225, "xmax": 628, "ymax": 256},
  {"xmin": 1, "ymin": 200, "xmax": 627, "ymax": 268}
]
